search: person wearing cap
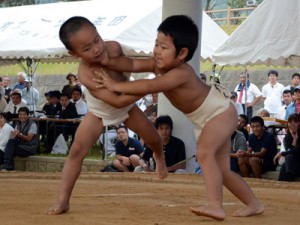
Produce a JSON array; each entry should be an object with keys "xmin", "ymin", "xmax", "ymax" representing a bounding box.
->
[
  {"xmin": 21, "ymin": 77, "xmax": 39, "ymax": 112},
  {"xmin": 285, "ymin": 85, "xmax": 300, "ymax": 120},
  {"xmin": 230, "ymin": 91, "xmax": 244, "ymax": 116},
  {"xmin": 61, "ymin": 73, "xmax": 80, "ymax": 97},
  {"xmin": 12, "ymin": 72, "xmax": 27, "ymax": 91}
]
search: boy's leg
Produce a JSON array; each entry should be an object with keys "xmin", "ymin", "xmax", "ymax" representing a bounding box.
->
[
  {"xmin": 124, "ymin": 105, "xmax": 167, "ymax": 179},
  {"xmin": 47, "ymin": 112, "xmax": 104, "ymax": 215},
  {"xmin": 190, "ymin": 104, "xmax": 263, "ymax": 220}
]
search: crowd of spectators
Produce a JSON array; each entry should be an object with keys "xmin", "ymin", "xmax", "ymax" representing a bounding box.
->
[{"xmin": 1, "ymin": 69, "xmax": 300, "ymax": 182}]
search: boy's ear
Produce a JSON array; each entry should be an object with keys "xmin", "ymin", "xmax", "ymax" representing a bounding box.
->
[
  {"xmin": 68, "ymin": 50, "xmax": 79, "ymax": 59},
  {"xmin": 178, "ymin": 48, "xmax": 189, "ymax": 60}
]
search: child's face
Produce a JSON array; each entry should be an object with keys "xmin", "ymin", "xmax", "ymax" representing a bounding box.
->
[
  {"xmin": 153, "ymin": 32, "xmax": 178, "ymax": 69},
  {"xmin": 68, "ymin": 24, "xmax": 107, "ymax": 63}
]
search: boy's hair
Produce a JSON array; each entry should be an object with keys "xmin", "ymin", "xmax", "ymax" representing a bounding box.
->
[
  {"xmin": 60, "ymin": 93, "xmax": 70, "ymax": 99},
  {"xmin": 18, "ymin": 107, "xmax": 30, "ymax": 115},
  {"xmin": 0, "ymin": 112, "xmax": 8, "ymax": 120},
  {"xmin": 59, "ymin": 16, "xmax": 96, "ymax": 51},
  {"xmin": 282, "ymin": 89, "xmax": 292, "ymax": 95},
  {"xmin": 71, "ymin": 87, "xmax": 82, "ymax": 96},
  {"xmin": 155, "ymin": 115, "xmax": 173, "ymax": 131},
  {"xmin": 250, "ymin": 116, "xmax": 264, "ymax": 127},
  {"xmin": 116, "ymin": 125, "xmax": 128, "ymax": 133},
  {"xmin": 239, "ymin": 114, "xmax": 248, "ymax": 124},
  {"xmin": 267, "ymin": 70, "xmax": 278, "ymax": 77},
  {"xmin": 157, "ymin": 15, "xmax": 198, "ymax": 62},
  {"xmin": 292, "ymin": 73, "xmax": 300, "ymax": 79}
]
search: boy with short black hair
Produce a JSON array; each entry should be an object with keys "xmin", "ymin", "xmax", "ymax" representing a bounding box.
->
[
  {"xmin": 95, "ymin": 15, "xmax": 264, "ymax": 221},
  {"xmin": 47, "ymin": 16, "xmax": 167, "ymax": 215}
]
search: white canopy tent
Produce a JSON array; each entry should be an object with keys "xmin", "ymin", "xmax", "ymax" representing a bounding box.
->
[
  {"xmin": 212, "ymin": 0, "xmax": 300, "ymax": 67},
  {"xmin": 0, "ymin": 0, "xmax": 227, "ymax": 67}
]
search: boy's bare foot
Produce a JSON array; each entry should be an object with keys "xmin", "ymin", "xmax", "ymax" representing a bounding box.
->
[
  {"xmin": 47, "ymin": 202, "xmax": 70, "ymax": 215},
  {"xmin": 153, "ymin": 154, "xmax": 168, "ymax": 179},
  {"xmin": 190, "ymin": 206, "xmax": 226, "ymax": 221},
  {"xmin": 232, "ymin": 204, "xmax": 264, "ymax": 217}
]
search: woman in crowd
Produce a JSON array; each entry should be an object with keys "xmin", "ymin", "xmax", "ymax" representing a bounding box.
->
[{"xmin": 274, "ymin": 113, "xmax": 300, "ymax": 181}]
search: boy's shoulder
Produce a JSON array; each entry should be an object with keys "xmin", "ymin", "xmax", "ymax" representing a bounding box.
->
[{"xmin": 104, "ymin": 40, "xmax": 123, "ymax": 57}]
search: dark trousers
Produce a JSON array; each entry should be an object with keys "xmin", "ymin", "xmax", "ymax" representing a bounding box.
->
[
  {"xmin": 242, "ymin": 105, "xmax": 253, "ymax": 122},
  {"xmin": 4, "ymin": 139, "xmax": 34, "ymax": 166},
  {"xmin": 0, "ymin": 151, "xmax": 4, "ymax": 165},
  {"xmin": 279, "ymin": 154, "xmax": 300, "ymax": 181}
]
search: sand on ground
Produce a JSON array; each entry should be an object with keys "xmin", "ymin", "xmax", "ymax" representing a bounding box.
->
[{"xmin": 0, "ymin": 172, "xmax": 299, "ymax": 225}]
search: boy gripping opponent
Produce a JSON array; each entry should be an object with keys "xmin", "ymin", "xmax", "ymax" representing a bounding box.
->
[
  {"xmin": 47, "ymin": 16, "xmax": 167, "ymax": 215},
  {"xmin": 95, "ymin": 15, "xmax": 264, "ymax": 221}
]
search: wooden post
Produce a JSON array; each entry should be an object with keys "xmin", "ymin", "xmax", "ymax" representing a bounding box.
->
[{"xmin": 227, "ymin": 6, "xmax": 231, "ymax": 26}]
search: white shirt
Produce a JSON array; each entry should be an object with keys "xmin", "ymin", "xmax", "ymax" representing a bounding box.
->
[
  {"xmin": 0, "ymin": 123, "xmax": 14, "ymax": 152},
  {"xmin": 70, "ymin": 97, "xmax": 88, "ymax": 116},
  {"xmin": 234, "ymin": 83, "xmax": 262, "ymax": 104},
  {"xmin": 3, "ymin": 101, "xmax": 28, "ymax": 114},
  {"xmin": 262, "ymin": 82, "xmax": 285, "ymax": 114},
  {"xmin": 22, "ymin": 87, "xmax": 40, "ymax": 111},
  {"xmin": 277, "ymin": 103, "xmax": 291, "ymax": 120}
]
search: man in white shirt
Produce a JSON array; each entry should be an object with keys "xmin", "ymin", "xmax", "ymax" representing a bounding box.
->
[
  {"xmin": 21, "ymin": 78, "xmax": 39, "ymax": 112},
  {"xmin": 3, "ymin": 91, "xmax": 28, "ymax": 118},
  {"xmin": 262, "ymin": 70, "xmax": 285, "ymax": 117},
  {"xmin": 277, "ymin": 89, "xmax": 292, "ymax": 120},
  {"xmin": 70, "ymin": 87, "xmax": 87, "ymax": 116},
  {"xmin": 234, "ymin": 72, "xmax": 262, "ymax": 122},
  {"xmin": 284, "ymin": 72, "xmax": 300, "ymax": 98}
]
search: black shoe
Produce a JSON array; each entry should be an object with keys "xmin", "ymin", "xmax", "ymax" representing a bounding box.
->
[{"xmin": 0, "ymin": 164, "xmax": 14, "ymax": 171}]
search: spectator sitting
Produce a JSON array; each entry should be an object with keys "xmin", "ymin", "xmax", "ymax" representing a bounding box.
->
[
  {"xmin": 237, "ymin": 114, "xmax": 249, "ymax": 141},
  {"xmin": 273, "ymin": 113, "xmax": 300, "ymax": 182},
  {"xmin": 0, "ymin": 113, "xmax": 14, "ymax": 165},
  {"xmin": 46, "ymin": 90, "xmax": 62, "ymax": 117},
  {"xmin": 12, "ymin": 72, "xmax": 27, "ymax": 91},
  {"xmin": 230, "ymin": 130, "xmax": 247, "ymax": 173},
  {"xmin": 237, "ymin": 116, "xmax": 277, "ymax": 178},
  {"xmin": 46, "ymin": 93, "xmax": 78, "ymax": 153},
  {"xmin": 3, "ymin": 91, "xmax": 28, "ymax": 120},
  {"xmin": 112, "ymin": 125, "xmax": 144, "ymax": 172},
  {"xmin": 0, "ymin": 107, "xmax": 38, "ymax": 171},
  {"xmin": 61, "ymin": 73, "xmax": 80, "ymax": 97},
  {"xmin": 285, "ymin": 85, "xmax": 300, "ymax": 120},
  {"xmin": 257, "ymin": 108, "xmax": 270, "ymax": 117},
  {"xmin": 277, "ymin": 89, "xmax": 292, "ymax": 120},
  {"xmin": 42, "ymin": 91, "xmax": 52, "ymax": 115},
  {"xmin": 21, "ymin": 77, "xmax": 39, "ymax": 112},
  {"xmin": 70, "ymin": 87, "xmax": 88, "ymax": 117},
  {"xmin": 140, "ymin": 115, "xmax": 186, "ymax": 173}
]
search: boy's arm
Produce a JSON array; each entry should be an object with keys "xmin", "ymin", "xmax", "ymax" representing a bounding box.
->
[
  {"xmin": 80, "ymin": 69, "xmax": 143, "ymax": 108},
  {"xmin": 94, "ymin": 66, "xmax": 188, "ymax": 95},
  {"xmin": 101, "ymin": 55, "xmax": 156, "ymax": 73}
]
